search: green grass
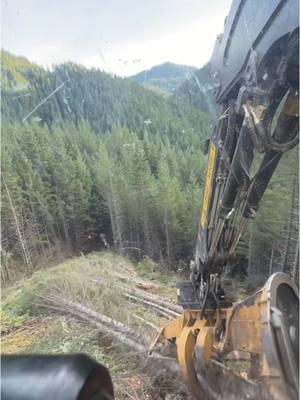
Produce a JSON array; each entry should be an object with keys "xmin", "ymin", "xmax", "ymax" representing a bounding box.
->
[
  {"xmin": 1, "ymin": 252, "xmax": 179, "ymax": 348},
  {"xmin": 1, "ymin": 251, "xmax": 185, "ymax": 399},
  {"xmin": 24, "ymin": 316, "xmax": 129, "ymax": 373},
  {"xmin": 1, "ymin": 250, "xmax": 177, "ymax": 346}
]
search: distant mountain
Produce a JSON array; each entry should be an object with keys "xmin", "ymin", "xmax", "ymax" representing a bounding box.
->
[
  {"xmin": 130, "ymin": 61, "xmax": 218, "ymax": 118},
  {"xmin": 129, "ymin": 62, "xmax": 198, "ymax": 96},
  {"xmin": 2, "ymin": 54, "xmax": 211, "ymax": 148},
  {"xmin": 174, "ymin": 63, "xmax": 218, "ymax": 119}
]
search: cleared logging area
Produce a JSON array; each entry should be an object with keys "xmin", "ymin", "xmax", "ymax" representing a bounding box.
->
[{"xmin": 1, "ymin": 252, "xmax": 191, "ymax": 400}]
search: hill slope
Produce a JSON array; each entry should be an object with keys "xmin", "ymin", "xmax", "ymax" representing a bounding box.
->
[
  {"xmin": 2, "ymin": 59, "xmax": 210, "ymax": 147},
  {"xmin": 2, "ymin": 52, "xmax": 211, "ymax": 272},
  {"xmin": 174, "ymin": 63, "xmax": 218, "ymax": 119},
  {"xmin": 129, "ymin": 61, "xmax": 218, "ymax": 117},
  {"xmin": 1, "ymin": 49, "xmax": 41, "ymax": 91},
  {"xmin": 2, "ymin": 252, "xmax": 190, "ymax": 399},
  {"xmin": 2, "ymin": 51, "xmax": 298, "ymax": 312},
  {"xmin": 130, "ymin": 62, "xmax": 198, "ymax": 96}
]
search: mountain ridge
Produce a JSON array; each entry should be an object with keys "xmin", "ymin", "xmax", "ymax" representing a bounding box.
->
[
  {"xmin": 130, "ymin": 62, "xmax": 198, "ymax": 82},
  {"xmin": 129, "ymin": 61, "xmax": 217, "ymax": 117},
  {"xmin": 129, "ymin": 62, "xmax": 198, "ymax": 96},
  {"xmin": 174, "ymin": 63, "xmax": 218, "ymax": 119},
  {"xmin": 1, "ymin": 51, "xmax": 211, "ymax": 146}
]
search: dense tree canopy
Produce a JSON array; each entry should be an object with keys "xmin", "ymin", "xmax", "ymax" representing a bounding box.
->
[
  {"xmin": 1, "ymin": 51, "xmax": 211, "ymax": 278},
  {"xmin": 1, "ymin": 50, "xmax": 298, "ymax": 287}
]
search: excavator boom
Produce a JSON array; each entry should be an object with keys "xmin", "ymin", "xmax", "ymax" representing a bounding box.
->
[{"xmin": 153, "ymin": 1, "xmax": 299, "ymax": 398}]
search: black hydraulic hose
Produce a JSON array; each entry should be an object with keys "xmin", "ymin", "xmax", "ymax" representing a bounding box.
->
[
  {"xmin": 243, "ymin": 151, "xmax": 282, "ymax": 218},
  {"xmin": 200, "ymin": 280, "xmax": 210, "ymax": 320},
  {"xmin": 218, "ymin": 113, "xmax": 254, "ymax": 219},
  {"xmin": 248, "ymin": 105, "xmax": 299, "ymax": 153},
  {"xmin": 243, "ymin": 105, "xmax": 266, "ymax": 153},
  {"xmin": 243, "ymin": 104, "xmax": 299, "ymax": 217}
]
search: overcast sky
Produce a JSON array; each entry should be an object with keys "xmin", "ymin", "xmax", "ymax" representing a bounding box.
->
[{"xmin": 2, "ymin": 0, "xmax": 232, "ymax": 76}]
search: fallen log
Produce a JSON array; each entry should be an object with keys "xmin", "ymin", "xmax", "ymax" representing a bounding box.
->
[
  {"xmin": 122, "ymin": 286, "xmax": 182, "ymax": 315},
  {"xmin": 124, "ymin": 293, "xmax": 179, "ymax": 319},
  {"xmin": 43, "ymin": 294, "xmax": 180, "ymax": 371},
  {"xmin": 64, "ymin": 305, "xmax": 148, "ymax": 354},
  {"xmin": 90, "ymin": 277, "xmax": 182, "ymax": 316},
  {"xmin": 60, "ymin": 298, "xmax": 140, "ymax": 337}
]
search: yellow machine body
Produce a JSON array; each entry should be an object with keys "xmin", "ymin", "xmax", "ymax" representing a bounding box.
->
[{"xmin": 151, "ymin": 273, "xmax": 299, "ymax": 400}]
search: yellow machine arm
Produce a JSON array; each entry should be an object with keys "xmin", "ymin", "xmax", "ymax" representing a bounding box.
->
[{"xmin": 152, "ymin": 0, "xmax": 299, "ymax": 398}]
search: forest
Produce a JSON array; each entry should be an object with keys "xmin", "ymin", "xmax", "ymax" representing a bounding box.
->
[{"xmin": 1, "ymin": 50, "xmax": 299, "ymax": 287}]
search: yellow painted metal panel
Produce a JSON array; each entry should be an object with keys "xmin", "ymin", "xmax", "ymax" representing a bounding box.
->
[{"xmin": 200, "ymin": 143, "xmax": 216, "ymax": 228}]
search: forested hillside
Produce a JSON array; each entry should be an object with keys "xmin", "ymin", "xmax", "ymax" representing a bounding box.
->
[
  {"xmin": 1, "ymin": 51, "xmax": 210, "ymax": 280},
  {"xmin": 1, "ymin": 50, "xmax": 41, "ymax": 90},
  {"xmin": 130, "ymin": 62, "xmax": 197, "ymax": 96},
  {"xmin": 2, "ymin": 54, "xmax": 210, "ymax": 145},
  {"xmin": 1, "ymin": 50, "xmax": 298, "ymax": 288},
  {"xmin": 238, "ymin": 147, "xmax": 299, "ymax": 287},
  {"xmin": 174, "ymin": 63, "xmax": 218, "ymax": 119}
]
